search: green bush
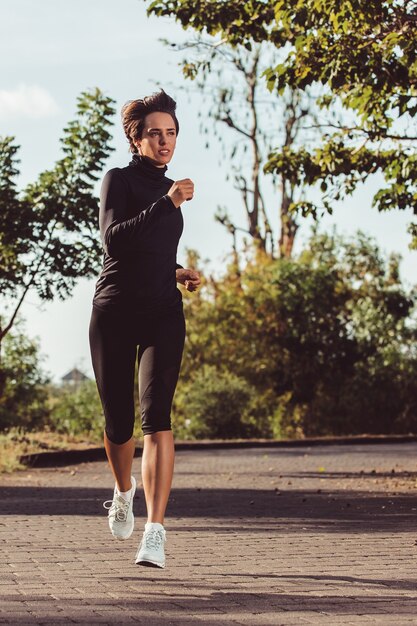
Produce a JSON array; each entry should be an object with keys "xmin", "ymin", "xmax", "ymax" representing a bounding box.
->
[
  {"xmin": 174, "ymin": 365, "xmax": 257, "ymax": 439},
  {"xmin": 179, "ymin": 227, "xmax": 417, "ymax": 438},
  {"xmin": 48, "ymin": 380, "xmax": 104, "ymax": 440},
  {"xmin": 0, "ymin": 319, "xmax": 50, "ymax": 432}
]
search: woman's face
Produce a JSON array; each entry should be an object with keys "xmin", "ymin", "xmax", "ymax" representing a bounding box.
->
[{"xmin": 135, "ymin": 111, "xmax": 177, "ymax": 167}]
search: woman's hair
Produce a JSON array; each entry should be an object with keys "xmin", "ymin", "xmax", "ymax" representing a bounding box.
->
[{"xmin": 121, "ymin": 88, "xmax": 179, "ymax": 153}]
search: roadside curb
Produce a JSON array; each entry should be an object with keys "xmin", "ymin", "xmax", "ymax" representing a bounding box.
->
[{"xmin": 19, "ymin": 433, "xmax": 417, "ymax": 468}]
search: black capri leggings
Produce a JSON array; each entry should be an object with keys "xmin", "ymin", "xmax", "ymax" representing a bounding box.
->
[{"xmin": 88, "ymin": 303, "xmax": 186, "ymax": 444}]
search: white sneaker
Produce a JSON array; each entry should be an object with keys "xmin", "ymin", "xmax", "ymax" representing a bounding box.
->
[
  {"xmin": 103, "ymin": 475, "xmax": 136, "ymax": 540},
  {"xmin": 135, "ymin": 524, "xmax": 166, "ymax": 568}
]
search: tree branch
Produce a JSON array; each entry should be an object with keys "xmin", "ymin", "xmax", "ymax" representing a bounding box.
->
[{"xmin": 0, "ymin": 220, "xmax": 58, "ymax": 341}]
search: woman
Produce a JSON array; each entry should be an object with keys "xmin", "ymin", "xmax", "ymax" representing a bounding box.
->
[{"xmin": 89, "ymin": 89, "xmax": 201, "ymax": 569}]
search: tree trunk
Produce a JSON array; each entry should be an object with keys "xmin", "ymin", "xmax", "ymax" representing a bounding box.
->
[{"xmin": 278, "ymin": 179, "xmax": 299, "ymax": 258}]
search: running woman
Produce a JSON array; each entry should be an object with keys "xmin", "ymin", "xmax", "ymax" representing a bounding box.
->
[{"xmin": 89, "ymin": 89, "xmax": 201, "ymax": 568}]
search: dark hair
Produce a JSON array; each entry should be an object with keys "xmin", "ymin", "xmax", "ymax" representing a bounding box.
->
[{"xmin": 121, "ymin": 88, "xmax": 180, "ymax": 154}]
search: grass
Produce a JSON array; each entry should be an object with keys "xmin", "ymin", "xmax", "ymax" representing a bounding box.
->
[{"xmin": 0, "ymin": 427, "xmax": 101, "ymax": 474}]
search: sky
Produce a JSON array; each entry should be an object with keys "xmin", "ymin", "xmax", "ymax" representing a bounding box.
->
[{"xmin": 1, "ymin": 0, "xmax": 416, "ymax": 383}]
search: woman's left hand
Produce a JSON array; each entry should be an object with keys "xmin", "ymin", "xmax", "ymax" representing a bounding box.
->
[{"xmin": 176, "ymin": 268, "xmax": 201, "ymax": 292}]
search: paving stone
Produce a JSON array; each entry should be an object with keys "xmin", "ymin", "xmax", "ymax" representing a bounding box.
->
[{"xmin": 1, "ymin": 443, "xmax": 417, "ymax": 624}]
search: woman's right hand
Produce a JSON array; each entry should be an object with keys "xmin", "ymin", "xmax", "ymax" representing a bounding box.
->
[{"xmin": 167, "ymin": 179, "xmax": 194, "ymax": 208}]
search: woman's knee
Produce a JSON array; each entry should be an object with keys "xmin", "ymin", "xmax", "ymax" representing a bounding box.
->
[
  {"xmin": 105, "ymin": 423, "xmax": 134, "ymax": 445},
  {"xmin": 141, "ymin": 398, "xmax": 172, "ymax": 435}
]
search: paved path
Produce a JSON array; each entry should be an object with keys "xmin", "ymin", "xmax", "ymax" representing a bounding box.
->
[{"xmin": 1, "ymin": 443, "xmax": 417, "ymax": 625}]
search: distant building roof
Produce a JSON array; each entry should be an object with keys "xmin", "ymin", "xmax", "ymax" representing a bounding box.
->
[{"xmin": 61, "ymin": 368, "xmax": 90, "ymax": 383}]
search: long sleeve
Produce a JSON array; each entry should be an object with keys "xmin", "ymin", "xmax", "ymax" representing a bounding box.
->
[
  {"xmin": 99, "ymin": 168, "xmax": 177, "ymax": 259},
  {"xmin": 175, "ymin": 263, "xmax": 184, "ymax": 270}
]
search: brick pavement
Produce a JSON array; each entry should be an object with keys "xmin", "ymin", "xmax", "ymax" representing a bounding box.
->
[{"xmin": 1, "ymin": 443, "xmax": 417, "ymax": 625}]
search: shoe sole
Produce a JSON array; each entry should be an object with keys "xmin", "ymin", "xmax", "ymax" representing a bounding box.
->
[{"xmin": 135, "ymin": 558, "xmax": 165, "ymax": 568}]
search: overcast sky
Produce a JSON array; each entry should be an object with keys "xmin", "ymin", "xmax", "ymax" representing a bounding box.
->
[{"xmin": 1, "ymin": 0, "xmax": 415, "ymax": 383}]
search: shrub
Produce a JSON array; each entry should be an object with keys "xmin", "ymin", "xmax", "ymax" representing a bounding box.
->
[
  {"xmin": 175, "ymin": 364, "xmax": 257, "ymax": 439},
  {"xmin": 0, "ymin": 319, "xmax": 50, "ymax": 432},
  {"xmin": 48, "ymin": 380, "xmax": 104, "ymax": 440}
]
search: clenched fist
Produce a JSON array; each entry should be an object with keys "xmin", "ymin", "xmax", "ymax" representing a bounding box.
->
[
  {"xmin": 167, "ymin": 178, "xmax": 194, "ymax": 208},
  {"xmin": 176, "ymin": 268, "xmax": 201, "ymax": 292}
]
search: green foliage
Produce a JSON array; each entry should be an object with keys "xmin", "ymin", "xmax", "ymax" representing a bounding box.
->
[
  {"xmin": 0, "ymin": 137, "xmax": 33, "ymax": 294},
  {"xmin": 48, "ymin": 380, "xmax": 104, "ymax": 441},
  {"xmin": 0, "ymin": 319, "xmax": 50, "ymax": 432},
  {"xmin": 145, "ymin": 0, "xmax": 417, "ymax": 244},
  {"xmin": 175, "ymin": 228, "xmax": 417, "ymax": 438},
  {"xmin": 147, "ymin": 1, "xmax": 415, "ymax": 124},
  {"xmin": 0, "ymin": 88, "xmax": 115, "ymax": 305},
  {"xmin": 146, "ymin": 0, "xmax": 274, "ymax": 44},
  {"xmin": 173, "ymin": 364, "xmax": 257, "ymax": 438},
  {"xmin": 1, "ymin": 89, "xmax": 116, "ymax": 303}
]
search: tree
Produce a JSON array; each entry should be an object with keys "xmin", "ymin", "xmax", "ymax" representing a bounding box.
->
[
  {"xmin": 145, "ymin": 0, "xmax": 417, "ymax": 246},
  {"xmin": 0, "ymin": 88, "xmax": 115, "ymax": 393},
  {"xmin": 160, "ymin": 38, "xmax": 311, "ymax": 259},
  {"xmin": 175, "ymin": 228, "xmax": 417, "ymax": 438}
]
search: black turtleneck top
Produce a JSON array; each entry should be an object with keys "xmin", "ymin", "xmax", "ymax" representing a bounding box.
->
[{"xmin": 92, "ymin": 153, "xmax": 184, "ymax": 314}]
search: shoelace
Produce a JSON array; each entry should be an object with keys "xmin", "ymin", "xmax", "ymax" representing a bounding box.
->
[
  {"xmin": 144, "ymin": 528, "xmax": 165, "ymax": 550},
  {"xmin": 103, "ymin": 494, "xmax": 130, "ymax": 522}
]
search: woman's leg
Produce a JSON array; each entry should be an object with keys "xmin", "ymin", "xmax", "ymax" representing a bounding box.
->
[
  {"xmin": 89, "ymin": 306, "xmax": 138, "ymax": 491},
  {"xmin": 104, "ymin": 432, "xmax": 135, "ymax": 492},
  {"xmin": 138, "ymin": 306, "xmax": 186, "ymax": 525},
  {"xmin": 141, "ymin": 430, "xmax": 175, "ymax": 524}
]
